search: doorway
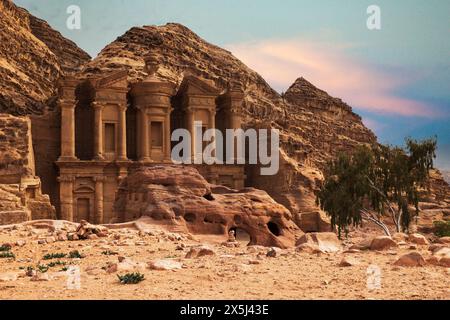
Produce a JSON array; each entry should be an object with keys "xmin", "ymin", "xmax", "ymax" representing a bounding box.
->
[{"xmin": 76, "ymin": 198, "xmax": 90, "ymax": 222}]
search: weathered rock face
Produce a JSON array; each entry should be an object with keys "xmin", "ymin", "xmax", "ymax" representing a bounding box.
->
[
  {"xmin": 80, "ymin": 23, "xmax": 377, "ymax": 222},
  {"xmin": 114, "ymin": 165, "xmax": 301, "ymax": 248},
  {"xmin": 0, "ymin": 114, "xmax": 55, "ymax": 224},
  {"xmin": 0, "ymin": 0, "xmax": 90, "ymax": 115},
  {"xmin": 442, "ymin": 171, "xmax": 450, "ymax": 185}
]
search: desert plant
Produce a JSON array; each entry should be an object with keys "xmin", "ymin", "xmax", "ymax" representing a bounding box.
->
[
  {"xmin": 117, "ymin": 272, "xmax": 145, "ymax": 284},
  {"xmin": 37, "ymin": 264, "xmax": 49, "ymax": 273},
  {"xmin": 68, "ymin": 250, "xmax": 83, "ymax": 259},
  {"xmin": 434, "ymin": 221, "xmax": 450, "ymax": 237},
  {"xmin": 43, "ymin": 253, "xmax": 67, "ymax": 260},
  {"xmin": 317, "ymin": 137, "xmax": 437, "ymax": 237},
  {"xmin": 0, "ymin": 252, "xmax": 15, "ymax": 259},
  {"xmin": 0, "ymin": 244, "xmax": 12, "ymax": 252},
  {"xmin": 47, "ymin": 261, "xmax": 66, "ymax": 268},
  {"xmin": 101, "ymin": 250, "xmax": 118, "ymax": 256}
]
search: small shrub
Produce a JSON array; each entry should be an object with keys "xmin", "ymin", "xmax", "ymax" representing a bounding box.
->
[
  {"xmin": 101, "ymin": 250, "xmax": 118, "ymax": 256},
  {"xmin": 43, "ymin": 253, "xmax": 66, "ymax": 260},
  {"xmin": 117, "ymin": 272, "xmax": 145, "ymax": 284},
  {"xmin": 0, "ymin": 244, "xmax": 12, "ymax": 252},
  {"xmin": 47, "ymin": 261, "xmax": 66, "ymax": 268},
  {"xmin": 434, "ymin": 221, "xmax": 450, "ymax": 237},
  {"xmin": 0, "ymin": 252, "xmax": 15, "ymax": 259},
  {"xmin": 68, "ymin": 250, "xmax": 83, "ymax": 259},
  {"xmin": 60, "ymin": 266, "xmax": 68, "ymax": 272},
  {"xmin": 37, "ymin": 265, "xmax": 49, "ymax": 273}
]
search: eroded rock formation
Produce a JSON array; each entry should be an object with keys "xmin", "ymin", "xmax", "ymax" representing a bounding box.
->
[
  {"xmin": 0, "ymin": 114, "xmax": 55, "ymax": 224},
  {"xmin": 0, "ymin": 0, "xmax": 90, "ymax": 115},
  {"xmin": 114, "ymin": 166, "xmax": 301, "ymax": 248}
]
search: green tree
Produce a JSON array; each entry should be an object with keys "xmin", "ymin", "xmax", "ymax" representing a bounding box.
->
[{"xmin": 317, "ymin": 137, "xmax": 437, "ymax": 237}]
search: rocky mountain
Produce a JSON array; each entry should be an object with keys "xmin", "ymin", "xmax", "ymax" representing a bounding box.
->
[
  {"xmin": 81, "ymin": 23, "xmax": 376, "ymax": 217},
  {"xmin": 0, "ymin": 0, "xmax": 90, "ymax": 115}
]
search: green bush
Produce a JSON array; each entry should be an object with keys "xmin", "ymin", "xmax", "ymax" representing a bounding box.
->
[
  {"xmin": 0, "ymin": 252, "xmax": 15, "ymax": 259},
  {"xmin": 434, "ymin": 221, "xmax": 450, "ymax": 237},
  {"xmin": 0, "ymin": 244, "xmax": 12, "ymax": 252},
  {"xmin": 47, "ymin": 261, "xmax": 66, "ymax": 268},
  {"xmin": 37, "ymin": 265, "xmax": 49, "ymax": 273},
  {"xmin": 43, "ymin": 253, "xmax": 67, "ymax": 260},
  {"xmin": 117, "ymin": 273, "xmax": 145, "ymax": 284}
]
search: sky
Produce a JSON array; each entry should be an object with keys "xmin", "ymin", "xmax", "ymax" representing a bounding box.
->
[{"xmin": 15, "ymin": 0, "xmax": 450, "ymax": 170}]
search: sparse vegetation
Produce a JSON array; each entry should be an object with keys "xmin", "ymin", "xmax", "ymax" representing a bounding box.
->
[
  {"xmin": 47, "ymin": 261, "xmax": 66, "ymax": 268},
  {"xmin": 0, "ymin": 244, "xmax": 12, "ymax": 252},
  {"xmin": 434, "ymin": 221, "xmax": 450, "ymax": 237},
  {"xmin": 117, "ymin": 272, "xmax": 145, "ymax": 284},
  {"xmin": 317, "ymin": 137, "xmax": 437, "ymax": 237},
  {"xmin": 102, "ymin": 250, "xmax": 118, "ymax": 256},
  {"xmin": 43, "ymin": 252, "xmax": 67, "ymax": 260},
  {"xmin": 0, "ymin": 252, "xmax": 15, "ymax": 259},
  {"xmin": 37, "ymin": 264, "xmax": 49, "ymax": 273}
]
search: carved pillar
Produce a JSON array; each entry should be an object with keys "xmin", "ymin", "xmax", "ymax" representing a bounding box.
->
[
  {"xmin": 94, "ymin": 177, "xmax": 104, "ymax": 224},
  {"xmin": 140, "ymin": 108, "xmax": 151, "ymax": 161},
  {"xmin": 186, "ymin": 107, "xmax": 195, "ymax": 160},
  {"xmin": 164, "ymin": 108, "xmax": 172, "ymax": 161},
  {"xmin": 59, "ymin": 100, "xmax": 77, "ymax": 161},
  {"xmin": 58, "ymin": 176, "xmax": 74, "ymax": 221},
  {"xmin": 117, "ymin": 103, "xmax": 128, "ymax": 161},
  {"xmin": 92, "ymin": 102, "xmax": 104, "ymax": 160},
  {"xmin": 208, "ymin": 109, "xmax": 216, "ymax": 158}
]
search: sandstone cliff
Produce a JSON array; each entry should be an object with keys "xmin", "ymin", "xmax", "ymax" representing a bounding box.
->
[
  {"xmin": 0, "ymin": 0, "xmax": 90, "ymax": 115},
  {"xmin": 81, "ymin": 23, "xmax": 376, "ymax": 219}
]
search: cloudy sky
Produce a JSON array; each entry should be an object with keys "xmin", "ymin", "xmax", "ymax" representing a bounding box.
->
[{"xmin": 15, "ymin": 0, "xmax": 450, "ymax": 170}]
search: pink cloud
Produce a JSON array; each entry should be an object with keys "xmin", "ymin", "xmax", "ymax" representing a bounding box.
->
[{"xmin": 226, "ymin": 38, "xmax": 437, "ymax": 117}]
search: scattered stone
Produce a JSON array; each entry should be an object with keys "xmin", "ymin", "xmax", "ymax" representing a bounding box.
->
[
  {"xmin": 185, "ymin": 245, "xmax": 216, "ymax": 259},
  {"xmin": 296, "ymin": 232, "xmax": 341, "ymax": 253},
  {"xmin": 15, "ymin": 240, "xmax": 26, "ymax": 247},
  {"xmin": 339, "ymin": 256, "xmax": 360, "ymax": 267},
  {"xmin": 30, "ymin": 272, "xmax": 50, "ymax": 281},
  {"xmin": 436, "ymin": 237, "xmax": 450, "ymax": 244},
  {"xmin": 393, "ymin": 252, "xmax": 427, "ymax": 267},
  {"xmin": 0, "ymin": 273, "xmax": 18, "ymax": 282},
  {"xmin": 370, "ymin": 236, "xmax": 398, "ymax": 251},
  {"xmin": 392, "ymin": 233, "xmax": 408, "ymax": 242},
  {"xmin": 408, "ymin": 233, "xmax": 429, "ymax": 245},
  {"xmin": 266, "ymin": 247, "xmax": 281, "ymax": 258},
  {"xmin": 296, "ymin": 243, "xmax": 323, "ymax": 254},
  {"xmin": 148, "ymin": 259, "xmax": 183, "ymax": 271}
]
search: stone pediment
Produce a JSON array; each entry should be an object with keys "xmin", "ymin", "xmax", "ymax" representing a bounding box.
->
[
  {"xmin": 178, "ymin": 75, "xmax": 220, "ymax": 97},
  {"xmin": 94, "ymin": 70, "xmax": 129, "ymax": 89}
]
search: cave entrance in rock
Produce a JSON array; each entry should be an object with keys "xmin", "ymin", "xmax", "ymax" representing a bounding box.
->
[
  {"xmin": 230, "ymin": 227, "xmax": 251, "ymax": 245},
  {"xmin": 267, "ymin": 221, "xmax": 281, "ymax": 236}
]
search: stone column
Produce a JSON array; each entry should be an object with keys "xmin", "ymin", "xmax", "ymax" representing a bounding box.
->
[
  {"xmin": 117, "ymin": 103, "xmax": 128, "ymax": 161},
  {"xmin": 92, "ymin": 102, "xmax": 104, "ymax": 160},
  {"xmin": 140, "ymin": 108, "xmax": 151, "ymax": 161},
  {"xmin": 94, "ymin": 177, "xmax": 104, "ymax": 224},
  {"xmin": 186, "ymin": 107, "xmax": 195, "ymax": 160},
  {"xmin": 58, "ymin": 176, "xmax": 74, "ymax": 221},
  {"xmin": 59, "ymin": 100, "xmax": 77, "ymax": 161},
  {"xmin": 208, "ymin": 109, "xmax": 216, "ymax": 158},
  {"xmin": 164, "ymin": 108, "xmax": 172, "ymax": 161}
]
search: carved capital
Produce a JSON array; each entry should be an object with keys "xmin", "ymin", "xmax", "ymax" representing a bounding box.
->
[
  {"xmin": 59, "ymin": 99, "xmax": 77, "ymax": 109},
  {"xmin": 93, "ymin": 176, "xmax": 107, "ymax": 183},
  {"xmin": 91, "ymin": 101, "xmax": 105, "ymax": 110},
  {"xmin": 58, "ymin": 176, "xmax": 75, "ymax": 183}
]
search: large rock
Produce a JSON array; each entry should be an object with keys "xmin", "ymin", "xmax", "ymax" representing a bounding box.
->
[
  {"xmin": 394, "ymin": 252, "xmax": 427, "ymax": 267},
  {"xmin": 295, "ymin": 232, "xmax": 341, "ymax": 253},
  {"xmin": 114, "ymin": 166, "xmax": 301, "ymax": 248},
  {"xmin": 408, "ymin": 233, "xmax": 429, "ymax": 245},
  {"xmin": 148, "ymin": 259, "xmax": 183, "ymax": 271},
  {"xmin": 370, "ymin": 236, "xmax": 398, "ymax": 251}
]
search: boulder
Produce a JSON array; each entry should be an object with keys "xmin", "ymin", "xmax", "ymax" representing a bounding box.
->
[
  {"xmin": 185, "ymin": 245, "xmax": 216, "ymax": 259},
  {"xmin": 296, "ymin": 232, "xmax": 341, "ymax": 253},
  {"xmin": 393, "ymin": 252, "xmax": 427, "ymax": 267},
  {"xmin": 392, "ymin": 233, "xmax": 408, "ymax": 242},
  {"xmin": 339, "ymin": 256, "xmax": 360, "ymax": 267},
  {"xmin": 266, "ymin": 247, "xmax": 282, "ymax": 258},
  {"xmin": 148, "ymin": 259, "xmax": 183, "ymax": 271},
  {"xmin": 408, "ymin": 233, "xmax": 429, "ymax": 245},
  {"xmin": 436, "ymin": 237, "xmax": 450, "ymax": 244},
  {"xmin": 370, "ymin": 236, "xmax": 398, "ymax": 251}
]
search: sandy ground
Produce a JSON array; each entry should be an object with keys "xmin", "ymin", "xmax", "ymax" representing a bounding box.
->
[{"xmin": 0, "ymin": 225, "xmax": 449, "ymax": 300}]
